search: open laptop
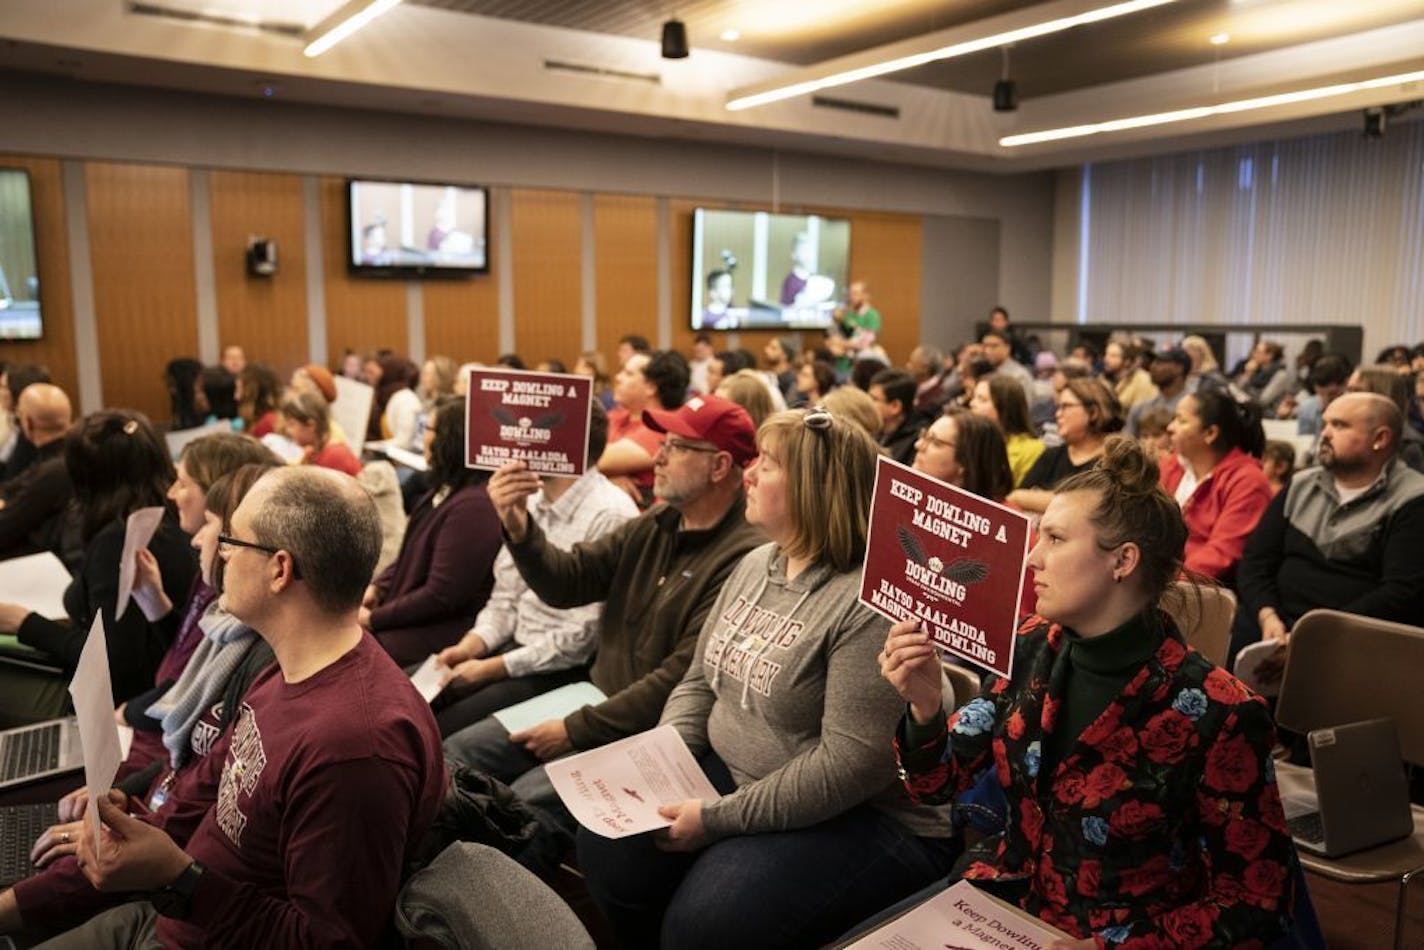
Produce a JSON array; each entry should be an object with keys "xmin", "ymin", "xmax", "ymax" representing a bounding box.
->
[
  {"xmin": 1282, "ymin": 718, "xmax": 1414, "ymax": 859},
  {"xmin": 0, "ymin": 801, "xmax": 59, "ymax": 887},
  {"xmin": 0, "ymin": 717, "xmax": 84, "ymax": 791}
]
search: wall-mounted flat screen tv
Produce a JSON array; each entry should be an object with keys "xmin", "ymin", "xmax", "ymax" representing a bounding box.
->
[
  {"xmin": 691, "ymin": 208, "xmax": 850, "ymax": 331},
  {"xmin": 0, "ymin": 168, "xmax": 43, "ymax": 340},
  {"xmin": 348, "ymin": 179, "xmax": 488, "ymax": 276}
]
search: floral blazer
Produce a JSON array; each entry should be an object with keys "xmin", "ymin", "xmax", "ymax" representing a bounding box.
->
[{"xmin": 895, "ymin": 615, "xmax": 1294, "ymax": 948}]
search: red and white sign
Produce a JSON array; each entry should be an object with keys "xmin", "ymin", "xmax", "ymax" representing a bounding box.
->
[
  {"xmin": 465, "ymin": 368, "xmax": 593, "ymax": 476},
  {"xmin": 858, "ymin": 457, "xmax": 1031, "ymax": 678}
]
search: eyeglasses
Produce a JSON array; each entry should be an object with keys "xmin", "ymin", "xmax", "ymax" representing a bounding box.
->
[
  {"xmin": 217, "ymin": 533, "xmax": 301, "ymax": 578},
  {"xmin": 1055, "ymin": 400, "xmax": 1085, "ymax": 413},
  {"xmin": 918, "ymin": 431, "xmax": 956, "ymax": 451},
  {"xmin": 659, "ymin": 438, "xmax": 720, "ymax": 457}
]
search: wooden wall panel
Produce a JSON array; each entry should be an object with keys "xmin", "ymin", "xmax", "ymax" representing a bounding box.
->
[
  {"xmin": 87, "ymin": 162, "xmax": 198, "ymax": 422},
  {"xmin": 424, "ymin": 268, "xmax": 500, "ymax": 365},
  {"xmin": 0, "ymin": 155, "xmax": 77, "ymax": 400},
  {"xmin": 593, "ymin": 194, "xmax": 658, "ymax": 369},
  {"xmin": 847, "ymin": 212, "xmax": 922, "ymax": 368},
  {"xmin": 510, "ymin": 189, "xmax": 582, "ymax": 367},
  {"xmin": 320, "ymin": 176, "xmax": 406, "ymax": 365},
  {"xmin": 209, "ymin": 170, "xmax": 308, "ymax": 377}
]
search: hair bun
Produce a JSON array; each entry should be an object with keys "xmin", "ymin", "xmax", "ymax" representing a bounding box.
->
[{"xmin": 1097, "ymin": 435, "xmax": 1160, "ymax": 495}]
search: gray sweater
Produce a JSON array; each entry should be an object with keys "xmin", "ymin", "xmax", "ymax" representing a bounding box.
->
[{"xmin": 660, "ymin": 543, "xmax": 949, "ymax": 840}]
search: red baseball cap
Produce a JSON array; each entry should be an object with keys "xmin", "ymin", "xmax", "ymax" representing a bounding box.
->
[{"xmin": 643, "ymin": 395, "xmax": 758, "ymax": 467}]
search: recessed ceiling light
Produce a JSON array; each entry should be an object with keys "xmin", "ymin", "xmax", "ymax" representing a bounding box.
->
[
  {"xmin": 720, "ymin": 28, "xmax": 741, "ymax": 42},
  {"xmin": 1210, "ymin": 32, "xmax": 1231, "ymax": 46}
]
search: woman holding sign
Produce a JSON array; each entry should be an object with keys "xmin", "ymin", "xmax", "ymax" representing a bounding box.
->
[
  {"xmin": 881, "ymin": 436, "xmax": 1293, "ymax": 947},
  {"xmin": 578, "ymin": 407, "xmax": 959, "ymax": 949},
  {"xmin": 359, "ymin": 397, "xmax": 502, "ymax": 666}
]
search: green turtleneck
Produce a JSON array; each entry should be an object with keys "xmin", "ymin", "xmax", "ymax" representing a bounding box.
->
[{"xmin": 1043, "ymin": 611, "xmax": 1163, "ymax": 777}]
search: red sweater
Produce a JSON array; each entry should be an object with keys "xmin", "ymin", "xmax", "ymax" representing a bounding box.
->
[
  {"xmin": 1160, "ymin": 448, "xmax": 1273, "ymax": 583},
  {"xmin": 306, "ymin": 441, "xmax": 362, "ymax": 477}
]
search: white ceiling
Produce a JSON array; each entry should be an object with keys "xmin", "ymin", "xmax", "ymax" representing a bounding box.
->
[{"xmin": 1, "ymin": 0, "xmax": 1421, "ymax": 172}]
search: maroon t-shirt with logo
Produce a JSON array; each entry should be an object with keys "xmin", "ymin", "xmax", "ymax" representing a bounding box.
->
[{"xmin": 158, "ymin": 632, "xmax": 447, "ymax": 948}]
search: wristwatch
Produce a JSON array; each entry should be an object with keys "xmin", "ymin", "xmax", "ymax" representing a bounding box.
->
[{"xmin": 152, "ymin": 860, "xmax": 205, "ymax": 919}]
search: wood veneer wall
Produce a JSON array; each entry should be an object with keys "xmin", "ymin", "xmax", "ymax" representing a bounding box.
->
[
  {"xmin": 209, "ymin": 170, "xmax": 309, "ymax": 376},
  {"xmin": 9, "ymin": 159, "xmax": 931, "ymax": 423},
  {"xmin": 86, "ymin": 162, "xmax": 197, "ymax": 420}
]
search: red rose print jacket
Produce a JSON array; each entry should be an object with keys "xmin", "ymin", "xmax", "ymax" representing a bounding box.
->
[{"xmin": 895, "ymin": 615, "xmax": 1294, "ymax": 948}]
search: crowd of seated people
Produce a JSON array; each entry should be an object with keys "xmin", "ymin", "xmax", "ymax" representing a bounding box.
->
[{"xmin": 1, "ymin": 317, "xmax": 1422, "ymax": 948}]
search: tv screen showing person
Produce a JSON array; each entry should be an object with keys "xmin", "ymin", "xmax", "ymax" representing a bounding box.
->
[{"xmin": 690, "ymin": 209, "xmax": 849, "ymax": 331}]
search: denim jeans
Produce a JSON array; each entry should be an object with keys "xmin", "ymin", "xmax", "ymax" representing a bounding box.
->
[{"xmin": 577, "ymin": 791, "xmax": 960, "ymax": 950}]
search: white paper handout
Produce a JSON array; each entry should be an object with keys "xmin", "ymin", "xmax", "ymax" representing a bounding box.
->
[
  {"xmin": 409, "ymin": 654, "xmax": 448, "ymax": 703},
  {"xmin": 164, "ymin": 420, "xmax": 232, "ymax": 462},
  {"xmin": 0, "ymin": 551, "xmax": 72, "ymax": 620},
  {"xmin": 331, "ymin": 376, "xmax": 375, "ymax": 458},
  {"xmin": 260, "ymin": 433, "xmax": 305, "ymax": 464},
  {"xmin": 492, "ymin": 681, "xmax": 607, "ymax": 735},
  {"xmin": 379, "ymin": 442, "xmax": 429, "ymax": 473},
  {"xmin": 1233, "ymin": 640, "xmax": 1286, "ymax": 698},
  {"xmin": 545, "ymin": 725, "xmax": 721, "ymax": 839},
  {"xmin": 844, "ymin": 879, "xmax": 1070, "ymax": 949},
  {"xmin": 67, "ymin": 615, "xmax": 123, "ymax": 853},
  {"xmin": 115, "ymin": 506, "xmax": 165, "ymax": 621}
]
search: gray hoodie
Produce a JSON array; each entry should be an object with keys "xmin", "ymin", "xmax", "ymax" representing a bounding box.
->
[{"xmin": 661, "ymin": 542, "xmax": 950, "ymax": 840}]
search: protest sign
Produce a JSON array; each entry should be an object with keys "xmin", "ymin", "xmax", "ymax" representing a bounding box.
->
[
  {"xmin": 859, "ymin": 457, "xmax": 1030, "ymax": 678},
  {"xmin": 465, "ymin": 368, "xmax": 593, "ymax": 476}
]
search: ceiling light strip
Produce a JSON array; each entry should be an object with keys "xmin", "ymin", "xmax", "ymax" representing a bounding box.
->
[
  {"xmin": 303, "ymin": 0, "xmax": 402, "ymax": 58},
  {"xmin": 1000, "ymin": 69, "xmax": 1424, "ymax": 146},
  {"xmin": 726, "ymin": 0, "xmax": 1176, "ymax": 112}
]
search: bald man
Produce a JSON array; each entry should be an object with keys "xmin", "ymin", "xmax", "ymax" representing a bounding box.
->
[
  {"xmin": 1231, "ymin": 392, "xmax": 1424, "ymax": 660},
  {"xmin": 0, "ymin": 383, "xmax": 74, "ymax": 557}
]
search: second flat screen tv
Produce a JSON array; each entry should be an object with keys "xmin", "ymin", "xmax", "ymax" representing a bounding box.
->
[
  {"xmin": 691, "ymin": 208, "xmax": 850, "ymax": 331},
  {"xmin": 349, "ymin": 179, "xmax": 488, "ymax": 275}
]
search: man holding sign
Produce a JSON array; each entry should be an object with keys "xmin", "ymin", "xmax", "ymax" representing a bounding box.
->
[{"xmin": 443, "ymin": 395, "xmax": 762, "ymax": 853}]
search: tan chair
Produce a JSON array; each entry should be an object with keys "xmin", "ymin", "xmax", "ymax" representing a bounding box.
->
[
  {"xmin": 1162, "ymin": 582, "xmax": 1235, "ymax": 667},
  {"xmin": 1275, "ymin": 609, "xmax": 1424, "ymax": 949},
  {"xmin": 940, "ymin": 661, "xmax": 982, "ymax": 712}
]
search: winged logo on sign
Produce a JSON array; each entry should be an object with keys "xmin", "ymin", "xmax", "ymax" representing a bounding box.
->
[
  {"xmin": 491, "ymin": 408, "xmax": 566, "ymax": 429},
  {"xmin": 896, "ymin": 524, "xmax": 990, "ymax": 584}
]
